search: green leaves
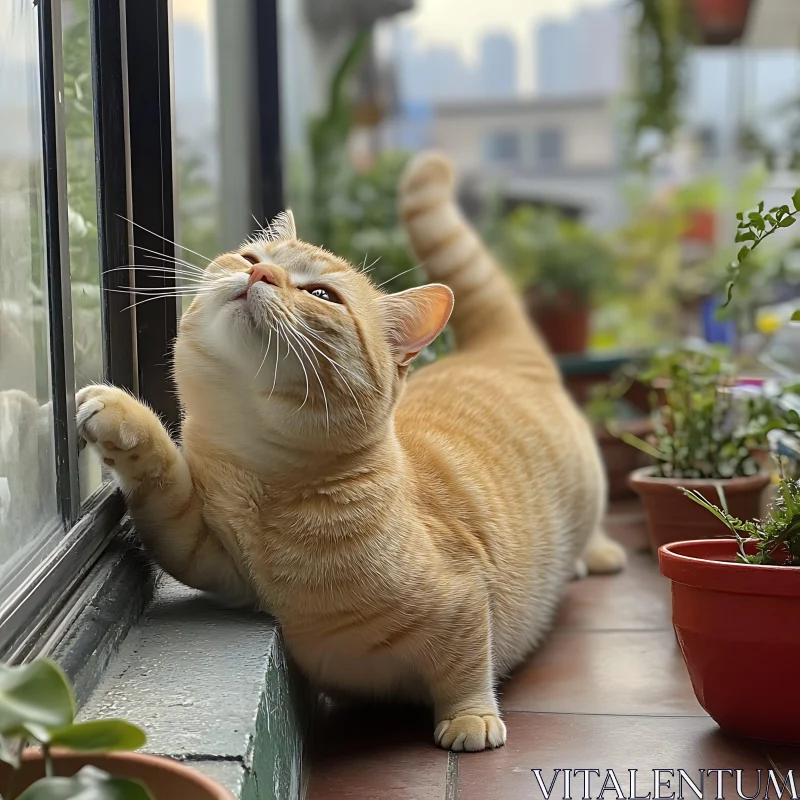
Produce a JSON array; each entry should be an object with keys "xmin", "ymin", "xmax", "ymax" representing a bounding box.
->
[
  {"xmin": 723, "ymin": 193, "xmax": 800, "ymax": 307},
  {"xmin": 633, "ymin": 346, "xmax": 795, "ymax": 480},
  {"xmin": 683, "ymin": 476, "xmax": 800, "ymax": 567},
  {"xmin": 0, "ymin": 662, "xmax": 75, "ymax": 741},
  {"xmin": 16, "ymin": 766, "xmax": 152, "ymax": 800},
  {"xmin": 48, "ymin": 722, "xmax": 146, "ymax": 754},
  {"xmin": 0, "ymin": 658, "xmax": 150, "ymax": 800}
]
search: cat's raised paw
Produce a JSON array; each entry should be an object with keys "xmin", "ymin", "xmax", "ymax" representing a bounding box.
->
[
  {"xmin": 434, "ymin": 714, "xmax": 506, "ymax": 752},
  {"xmin": 76, "ymin": 385, "xmax": 166, "ymax": 483}
]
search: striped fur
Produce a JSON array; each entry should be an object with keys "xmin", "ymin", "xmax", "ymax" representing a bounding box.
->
[{"xmin": 76, "ymin": 153, "xmax": 625, "ymax": 753}]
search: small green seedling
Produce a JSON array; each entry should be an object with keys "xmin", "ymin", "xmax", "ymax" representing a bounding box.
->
[{"xmin": 0, "ymin": 658, "xmax": 151, "ymax": 799}]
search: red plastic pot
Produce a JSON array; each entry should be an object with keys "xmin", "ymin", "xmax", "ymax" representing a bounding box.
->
[
  {"xmin": 629, "ymin": 467, "xmax": 769, "ymax": 552},
  {"xmin": 691, "ymin": 0, "xmax": 752, "ymax": 45},
  {"xmin": 0, "ymin": 751, "xmax": 234, "ymax": 799},
  {"xmin": 659, "ymin": 539, "xmax": 800, "ymax": 743}
]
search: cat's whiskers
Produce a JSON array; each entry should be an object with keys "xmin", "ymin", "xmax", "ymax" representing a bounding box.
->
[
  {"xmin": 293, "ymin": 318, "xmax": 383, "ymax": 397},
  {"xmin": 130, "ymin": 245, "xmax": 217, "ymax": 276},
  {"xmin": 120, "ymin": 214, "xmax": 219, "ymax": 268},
  {"xmin": 105, "ymin": 265, "xmax": 209, "ymax": 285},
  {"xmin": 375, "ymin": 265, "xmax": 421, "ymax": 290},
  {"xmin": 279, "ymin": 321, "xmax": 311, "ymax": 414},
  {"xmin": 291, "ymin": 325, "xmax": 368, "ymax": 430},
  {"xmin": 119, "ymin": 288, "xmax": 215, "ymax": 313},
  {"xmin": 282, "ymin": 324, "xmax": 330, "ymax": 434},
  {"xmin": 363, "ymin": 256, "xmax": 381, "ymax": 275}
]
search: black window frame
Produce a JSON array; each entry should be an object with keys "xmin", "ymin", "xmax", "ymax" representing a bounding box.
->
[{"xmin": 0, "ymin": 0, "xmax": 283, "ymax": 665}]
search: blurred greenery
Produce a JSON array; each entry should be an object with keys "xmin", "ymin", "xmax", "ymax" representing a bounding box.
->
[
  {"xmin": 628, "ymin": 0, "xmax": 693, "ymax": 163},
  {"xmin": 498, "ymin": 206, "xmax": 617, "ymax": 306},
  {"xmin": 624, "ymin": 345, "xmax": 794, "ymax": 479}
]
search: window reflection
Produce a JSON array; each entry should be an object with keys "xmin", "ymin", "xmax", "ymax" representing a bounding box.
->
[
  {"xmin": 0, "ymin": 2, "xmax": 59, "ymax": 590},
  {"xmin": 63, "ymin": 0, "xmax": 103, "ymax": 499}
]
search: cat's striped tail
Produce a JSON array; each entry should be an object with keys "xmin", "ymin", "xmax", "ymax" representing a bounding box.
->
[{"xmin": 399, "ymin": 152, "xmax": 534, "ymax": 351}]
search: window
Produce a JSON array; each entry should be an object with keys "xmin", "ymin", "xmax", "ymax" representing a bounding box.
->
[
  {"xmin": 535, "ymin": 127, "xmax": 564, "ymax": 168},
  {"xmin": 62, "ymin": 0, "xmax": 103, "ymax": 499},
  {"xmin": 0, "ymin": 0, "xmax": 59, "ymax": 601},
  {"xmin": 484, "ymin": 131, "xmax": 520, "ymax": 164},
  {"xmin": 697, "ymin": 126, "xmax": 718, "ymax": 161},
  {"xmin": 0, "ymin": 0, "xmax": 283, "ymax": 663},
  {"xmin": 173, "ymin": 0, "xmax": 260, "ymax": 310}
]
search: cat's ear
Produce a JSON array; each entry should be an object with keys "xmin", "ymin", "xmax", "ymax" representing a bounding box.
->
[
  {"xmin": 379, "ymin": 284, "xmax": 454, "ymax": 366},
  {"xmin": 271, "ymin": 210, "xmax": 297, "ymax": 241}
]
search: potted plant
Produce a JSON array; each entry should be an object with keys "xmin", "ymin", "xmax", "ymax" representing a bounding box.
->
[
  {"xmin": 585, "ymin": 365, "xmax": 656, "ymax": 501},
  {"xmin": 659, "ymin": 476, "xmax": 800, "ymax": 743},
  {"xmin": 626, "ymin": 347, "xmax": 793, "ymax": 551},
  {"xmin": 502, "ymin": 206, "xmax": 616, "ymax": 354},
  {"xmin": 0, "ymin": 658, "xmax": 233, "ymax": 799}
]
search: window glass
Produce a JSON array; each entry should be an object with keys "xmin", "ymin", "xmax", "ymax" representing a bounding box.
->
[
  {"xmin": 0, "ymin": 2, "xmax": 59, "ymax": 593},
  {"xmin": 62, "ymin": 0, "xmax": 103, "ymax": 499},
  {"xmin": 173, "ymin": 0, "xmax": 254, "ymax": 309},
  {"xmin": 484, "ymin": 131, "xmax": 520, "ymax": 164},
  {"xmin": 535, "ymin": 127, "xmax": 564, "ymax": 167}
]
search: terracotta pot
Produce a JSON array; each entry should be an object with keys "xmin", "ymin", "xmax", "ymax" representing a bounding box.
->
[
  {"xmin": 660, "ymin": 538, "xmax": 800, "ymax": 743},
  {"xmin": 524, "ymin": 290, "xmax": 590, "ymax": 354},
  {"xmin": 597, "ymin": 418, "xmax": 654, "ymax": 501},
  {"xmin": 0, "ymin": 751, "xmax": 234, "ymax": 799},
  {"xmin": 682, "ymin": 208, "xmax": 716, "ymax": 243},
  {"xmin": 622, "ymin": 380, "xmax": 668, "ymax": 415},
  {"xmin": 691, "ymin": 0, "xmax": 752, "ymax": 45},
  {"xmin": 628, "ymin": 467, "xmax": 769, "ymax": 552}
]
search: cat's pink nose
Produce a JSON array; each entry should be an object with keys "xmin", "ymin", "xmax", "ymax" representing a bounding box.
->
[{"xmin": 248, "ymin": 263, "xmax": 280, "ymax": 288}]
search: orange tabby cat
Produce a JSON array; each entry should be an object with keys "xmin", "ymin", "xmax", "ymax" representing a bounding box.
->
[{"xmin": 76, "ymin": 153, "xmax": 625, "ymax": 752}]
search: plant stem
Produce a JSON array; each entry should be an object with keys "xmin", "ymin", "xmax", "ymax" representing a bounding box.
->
[{"xmin": 43, "ymin": 745, "xmax": 52, "ymax": 779}]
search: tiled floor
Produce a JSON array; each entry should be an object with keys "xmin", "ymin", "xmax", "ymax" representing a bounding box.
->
[{"xmin": 306, "ymin": 501, "xmax": 798, "ymax": 800}]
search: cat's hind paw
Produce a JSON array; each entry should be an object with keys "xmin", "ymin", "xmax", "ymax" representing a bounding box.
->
[
  {"xmin": 583, "ymin": 531, "xmax": 627, "ymax": 574},
  {"xmin": 434, "ymin": 714, "xmax": 506, "ymax": 752}
]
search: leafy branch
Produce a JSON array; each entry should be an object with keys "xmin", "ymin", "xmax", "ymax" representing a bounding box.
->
[{"xmin": 722, "ymin": 191, "xmax": 800, "ymax": 308}]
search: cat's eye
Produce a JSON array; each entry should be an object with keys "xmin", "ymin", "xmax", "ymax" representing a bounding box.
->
[
  {"xmin": 240, "ymin": 252, "xmax": 260, "ymax": 266},
  {"xmin": 307, "ymin": 287, "xmax": 341, "ymax": 304}
]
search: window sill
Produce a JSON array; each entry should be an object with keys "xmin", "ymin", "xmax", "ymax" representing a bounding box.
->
[{"xmin": 76, "ymin": 574, "xmax": 311, "ymax": 800}]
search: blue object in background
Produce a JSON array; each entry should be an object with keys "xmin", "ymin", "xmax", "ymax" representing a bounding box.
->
[{"xmin": 701, "ymin": 295, "xmax": 737, "ymax": 348}]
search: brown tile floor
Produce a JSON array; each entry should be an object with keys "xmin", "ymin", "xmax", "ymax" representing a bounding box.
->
[{"xmin": 305, "ymin": 502, "xmax": 799, "ymax": 800}]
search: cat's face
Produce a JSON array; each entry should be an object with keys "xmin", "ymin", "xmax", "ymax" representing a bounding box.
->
[{"xmin": 175, "ymin": 213, "xmax": 452, "ymax": 453}]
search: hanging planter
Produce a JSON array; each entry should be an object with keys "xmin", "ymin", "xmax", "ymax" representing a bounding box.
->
[{"xmin": 691, "ymin": 0, "xmax": 752, "ymax": 46}]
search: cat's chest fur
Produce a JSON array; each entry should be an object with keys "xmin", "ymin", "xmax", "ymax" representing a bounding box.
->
[
  {"xmin": 192, "ymin": 458, "xmax": 430, "ymax": 692},
  {"xmin": 193, "ymin": 454, "xmax": 409, "ymax": 609}
]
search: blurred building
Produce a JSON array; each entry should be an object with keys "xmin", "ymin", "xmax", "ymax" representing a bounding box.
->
[
  {"xmin": 478, "ymin": 32, "xmax": 517, "ymax": 98},
  {"xmin": 432, "ymin": 95, "xmax": 620, "ymax": 229},
  {"xmin": 394, "ymin": 26, "xmax": 475, "ymax": 104},
  {"xmin": 536, "ymin": 5, "xmax": 625, "ymax": 96}
]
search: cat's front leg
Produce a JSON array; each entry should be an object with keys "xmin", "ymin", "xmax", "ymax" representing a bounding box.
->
[
  {"xmin": 427, "ymin": 602, "xmax": 507, "ymax": 752},
  {"xmin": 76, "ymin": 385, "xmax": 253, "ymax": 605}
]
